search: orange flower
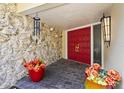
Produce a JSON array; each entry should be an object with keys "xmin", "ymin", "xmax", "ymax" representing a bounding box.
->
[
  {"xmin": 91, "ymin": 69, "xmax": 98, "ymax": 77},
  {"xmin": 85, "ymin": 67, "xmax": 90, "ymax": 77},
  {"xmin": 85, "ymin": 66, "xmax": 98, "ymax": 77},
  {"xmin": 85, "ymin": 67, "xmax": 93, "ymax": 77},
  {"xmin": 107, "ymin": 69, "xmax": 121, "ymax": 81},
  {"xmin": 92, "ymin": 63, "xmax": 101, "ymax": 71},
  {"xmin": 27, "ymin": 64, "xmax": 33, "ymax": 70}
]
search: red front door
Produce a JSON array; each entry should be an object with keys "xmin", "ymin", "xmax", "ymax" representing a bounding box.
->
[{"xmin": 68, "ymin": 27, "xmax": 91, "ymax": 65}]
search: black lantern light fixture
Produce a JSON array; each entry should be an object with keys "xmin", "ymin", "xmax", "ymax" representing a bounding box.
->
[
  {"xmin": 100, "ymin": 14, "xmax": 111, "ymax": 47},
  {"xmin": 33, "ymin": 13, "xmax": 41, "ymax": 43}
]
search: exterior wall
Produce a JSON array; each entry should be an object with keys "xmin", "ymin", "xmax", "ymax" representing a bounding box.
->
[
  {"xmin": 104, "ymin": 4, "xmax": 124, "ymax": 88},
  {"xmin": 0, "ymin": 4, "xmax": 62, "ymax": 88}
]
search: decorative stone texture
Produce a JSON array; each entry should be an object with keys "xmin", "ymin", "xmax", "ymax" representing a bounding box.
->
[{"xmin": 0, "ymin": 4, "xmax": 62, "ymax": 88}]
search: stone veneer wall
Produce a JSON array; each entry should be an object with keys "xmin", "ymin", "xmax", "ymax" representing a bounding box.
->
[{"xmin": 0, "ymin": 4, "xmax": 62, "ymax": 88}]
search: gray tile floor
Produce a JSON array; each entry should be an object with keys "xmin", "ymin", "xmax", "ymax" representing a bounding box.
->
[{"xmin": 15, "ymin": 59, "xmax": 88, "ymax": 89}]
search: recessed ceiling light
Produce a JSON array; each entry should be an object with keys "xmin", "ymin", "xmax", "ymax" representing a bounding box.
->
[{"xmin": 50, "ymin": 27, "xmax": 54, "ymax": 31}]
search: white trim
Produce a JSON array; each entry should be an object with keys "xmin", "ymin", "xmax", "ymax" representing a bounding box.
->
[
  {"xmin": 66, "ymin": 22, "xmax": 101, "ymax": 32},
  {"xmin": 101, "ymin": 24, "xmax": 104, "ymax": 69},
  {"xmin": 92, "ymin": 23, "xmax": 104, "ymax": 68},
  {"xmin": 91, "ymin": 24, "xmax": 93, "ymax": 66},
  {"xmin": 66, "ymin": 24, "xmax": 91, "ymax": 32},
  {"xmin": 65, "ymin": 31, "xmax": 68, "ymax": 59},
  {"xmin": 92, "ymin": 22, "xmax": 101, "ymax": 26}
]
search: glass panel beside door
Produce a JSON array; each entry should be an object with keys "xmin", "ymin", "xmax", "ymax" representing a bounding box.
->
[{"xmin": 93, "ymin": 24, "xmax": 102, "ymax": 66}]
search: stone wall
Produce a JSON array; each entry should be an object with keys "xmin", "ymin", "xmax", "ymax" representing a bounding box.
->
[{"xmin": 0, "ymin": 4, "xmax": 62, "ymax": 88}]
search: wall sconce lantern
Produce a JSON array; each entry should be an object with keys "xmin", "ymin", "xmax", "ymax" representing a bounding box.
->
[
  {"xmin": 33, "ymin": 13, "xmax": 41, "ymax": 43},
  {"xmin": 100, "ymin": 14, "xmax": 111, "ymax": 47}
]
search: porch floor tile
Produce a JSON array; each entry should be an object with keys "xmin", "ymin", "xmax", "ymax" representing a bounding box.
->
[{"xmin": 15, "ymin": 58, "xmax": 89, "ymax": 89}]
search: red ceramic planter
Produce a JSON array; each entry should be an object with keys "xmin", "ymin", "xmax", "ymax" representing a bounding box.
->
[{"xmin": 28, "ymin": 68, "xmax": 45, "ymax": 82}]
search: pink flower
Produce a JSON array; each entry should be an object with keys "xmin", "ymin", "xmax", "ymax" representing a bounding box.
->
[
  {"xmin": 107, "ymin": 69, "xmax": 121, "ymax": 81},
  {"xmin": 105, "ymin": 76, "xmax": 116, "ymax": 87}
]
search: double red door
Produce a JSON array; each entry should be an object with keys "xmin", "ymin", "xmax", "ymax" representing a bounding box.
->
[{"xmin": 68, "ymin": 27, "xmax": 91, "ymax": 65}]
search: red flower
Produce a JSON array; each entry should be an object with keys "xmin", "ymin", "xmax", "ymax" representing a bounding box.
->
[{"xmin": 40, "ymin": 64, "xmax": 46, "ymax": 69}]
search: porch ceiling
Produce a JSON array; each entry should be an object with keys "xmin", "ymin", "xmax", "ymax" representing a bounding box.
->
[{"xmin": 19, "ymin": 3, "xmax": 113, "ymax": 30}]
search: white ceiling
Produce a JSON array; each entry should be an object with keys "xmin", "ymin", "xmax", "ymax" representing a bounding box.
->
[{"xmin": 26, "ymin": 3, "xmax": 112, "ymax": 30}]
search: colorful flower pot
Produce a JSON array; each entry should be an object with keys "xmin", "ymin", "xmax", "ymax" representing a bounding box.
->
[
  {"xmin": 28, "ymin": 68, "xmax": 45, "ymax": 82},
  {"xmin": 84, "ymin": 79, "xmax": 113, "ymax": 89}
]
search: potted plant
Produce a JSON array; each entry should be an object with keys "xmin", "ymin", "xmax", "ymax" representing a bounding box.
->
[
  {"xmin": 85, "ymin": 63, "xmax": 121, "ymax": 89},
  {"xmin": 23, "ymin": 58, "xmax": 46, "ymax": 82}
]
